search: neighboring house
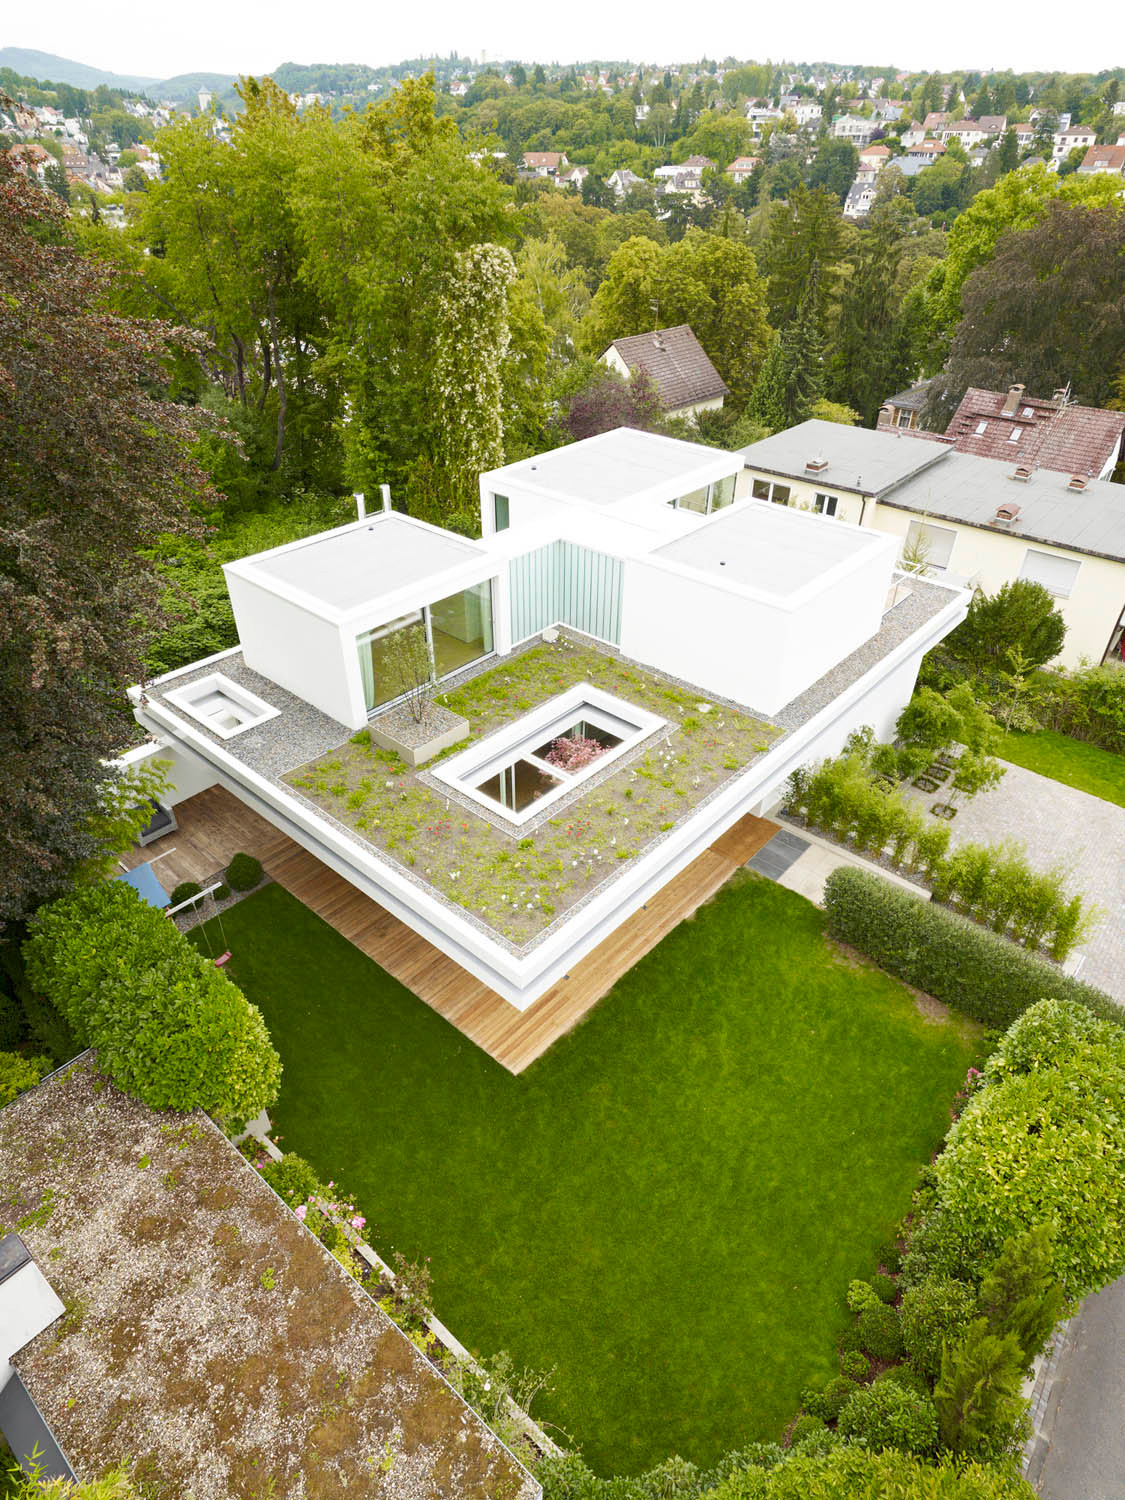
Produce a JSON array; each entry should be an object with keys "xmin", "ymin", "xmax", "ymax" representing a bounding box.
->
[
  {"xmin": 125, "ymin": 427, "xmax": 967, "ymax": 1011},
  {"xmin": 877, "ymin": 384, "xmax": 1125, "ymax": 481},
  {"xmin": 1114, "ymin": 100, "xmax": 1125, "ymax": 117},
  {"xmin": 606, "ymin": 167, "xmax": 645, "ymax": 197},
  {"xmin": 556, "ymin": 164, "xmax": 589, "ymax": 189},
  {"xmin": 1053, "ymin": 124, "xmax": 1097, "ymax": 163},
  {"xmin": 899, "ymin": 121, "xmax": 927, "ymax": 148},
  {"xmin": 5, "ymin": 142, "xmax": 50, "ymax": 181},
  {"xmin": 1078, "ymin": 143, "xmax": 1125, "ymax": 176},
  {"xmin": 600, "ymin": 325, "xmax": 728, "ymax": 421},
  {"xmin": 906, "ymin": 139, "xmax": 946, "ymax": 163},
  {"xmin": 0, "ymin": 1060, "xmax": 541, "ymax": 1498},
  {"xmin": 792, "ymin": 101, "xmax": 823, "ymax": 127},
  {"xmin": 521, "ymin": 151, "xmax": 569, "ymax": 176},
  {"xmin": 726, "ymin": 155, "xmax": 762, "ymax": 184},
  {"xmin": 939, "ymin": 115, "xmax": 1006, "ymax": 147},
  {"xmin": 740, "ymin": 419, "xmax": 1125, "ymax": 666},
  {"xmin": 921, "ymin": 111, "xmax": 949, "ymax": 134},
  {"xmin": 843, "ymin": 180, "xmax": 877, "ymax": 218},
  {"xmin": 857, "ymin": 143, "xmax": 891, "ymax": 177},
  {"xmin": 832, "ymin": 114, "xmax": 877, "ymax": 146},
  {"xmin": 878, "ymin": 380, "xmax": 939, "ymax": 431}
]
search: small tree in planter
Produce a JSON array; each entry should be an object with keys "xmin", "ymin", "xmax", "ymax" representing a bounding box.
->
[{"xmin": 386, "ymin": 622, "xmax": 436, "ymax": 727}]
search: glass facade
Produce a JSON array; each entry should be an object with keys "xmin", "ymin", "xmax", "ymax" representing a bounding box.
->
[
  {"xmin": 357, "ymin": 582, "xmax": 495, "ymax": 715},
  {"xmin": 671, "ymin": 473, "xmax": 739, "ymax": 515}
]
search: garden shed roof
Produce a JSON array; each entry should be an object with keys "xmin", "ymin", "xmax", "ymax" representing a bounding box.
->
[{"xmin": 0, "ymin": 1059, "xmax": 539, "ymax": 1500}]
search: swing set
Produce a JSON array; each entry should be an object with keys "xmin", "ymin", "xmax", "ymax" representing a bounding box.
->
[{"xmin": 165, "ymin": 879, "xmax": 232, "ymax": 966}]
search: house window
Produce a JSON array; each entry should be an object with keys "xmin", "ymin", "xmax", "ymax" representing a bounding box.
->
[
  {"xmin": 357, "ymin": 611, "xmax": 425, "ymax": 714},
  {"xmin": 672, "ymin": 474, "xmax": 738, "ymax": 514},
  {"xmin": 769, "ymin": 483, "xmax": 791, "ymax": 506},
  {"xmin": 710, "ymin": 474, "xmax": 736, "ymax": 510},
  {"xmin": 896, "ymin": 409, "xmax": 912, "ymax": 428},
  {"xmin": 1020, "ymin": 549, "xmax": 1080, "ymax": 598},
  {"xmin": 493, "ymin": 493, "xmax": 510, "ymax": 532},
  {"xmin": 429, "ymin": 581, "xmax": 495, "ymax": 679},
  {"xmin": 975, "ymin": 421, "xmax": 988, "ymax": 435},
  {"xmin": 677, "ymin": 484, "xmax": 710, "ymax": 515},
  {"xmin": 752, "ymin": 478, "xmax": 772, "ymax": 500},
  {"xmin": 357, "ymin": 583, "xmax": 496, "ymax": 714},
  {"xmin": 904, "ymin": 520, "xmax": 956, "ymax": 572},
  {"xmin": 751, "ymin": 478, "xmax": 790, "ymax": 505},
  {"xmin": 814, "ymin": 493, "xmax": 838, "ymax": 516}
]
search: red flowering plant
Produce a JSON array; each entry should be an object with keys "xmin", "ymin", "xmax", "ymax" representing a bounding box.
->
[{"xmin": 543, "ymin": 735, "xmax": 607, "ymax": 773}]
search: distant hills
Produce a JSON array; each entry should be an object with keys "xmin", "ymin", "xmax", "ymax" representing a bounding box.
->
[{"xmin": 0, "ymin": 46, "xmax": 160, "ymax": 91}]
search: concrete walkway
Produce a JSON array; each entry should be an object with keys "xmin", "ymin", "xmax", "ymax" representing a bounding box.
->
[
  {"xmin": 747, "ymin": 821, "xmax": 930, "ymax": 906},
  {"xmin": 1028, "ymin": 1274, "xmax": 1125, "ymax": 1498},
  {"xmin": 901, "ymin": 760, "xmax": 1125, "ymax": 1005}
]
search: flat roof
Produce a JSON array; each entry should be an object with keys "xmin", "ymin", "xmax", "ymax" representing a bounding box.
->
[
  {"xmin": 246, "ymin": 514, "xmax": 484, "ymax": 612},
  {"xmin": 1, "ymin": 1059, "xmax": 538, "ymax": 1500},
  {"xmin": 740, "ymin": 419, "xmax": 950, "ymax": 496},
  {"xmin": 651, "ymin": 501, "xmax": 880, "ymax": 595},
  {"xmin": 880, "ymin": 452, "xmax": 1125, "ymax": 562},
  {"xmin": 488, "ymin": 427, "xmax": 738, "ymax": 507}
]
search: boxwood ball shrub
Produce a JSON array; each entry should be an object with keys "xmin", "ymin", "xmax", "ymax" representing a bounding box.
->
[
  {"xmin": 841, "ymin": 1350, "xmax": 870, "ymax": 1381},
  {"xmin": 874, "ymin": 1365, "xmax": 932, "ymax": 1399},
  {"xmin": 837, "ymin": 1380, "xmax": 939, "ymax": 1456},
  {"xmin": 261, "ymin": 1153, "xmax": 322, "ymax": 1208},
  {"xmin": 823, "ymin": 867, "xmax": 1119, "ymax": 1031},
  {"xmin": 855, "ymin": 1302, "xmax": 905, "ymax": 1363},
  {"xmin": 901, "ymin": 1278, "xmax": 979, "ymax": 1383},
  {"xmin": 23, "ymin": 882, "xmax": 280, "ymax": 1121},
  {"xmin": 871, "ymin": 1272, "xmax": 899, "ymax": 1305},
  {"xmin": 788, "ymin": 1414, "xmax": 826, "ymax": 1448},
  {"xmin": 170, "ymin": 880, "xmax": 204, "ymax": 908},
  {"xmin": 226, "ymin": 853, "xmax": 263, "ymax": 892}
]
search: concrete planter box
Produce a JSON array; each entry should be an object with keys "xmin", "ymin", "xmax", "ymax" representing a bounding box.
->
[{"xmin": 370, "ymin": 703, "xmax": 470, "ymax": 768}]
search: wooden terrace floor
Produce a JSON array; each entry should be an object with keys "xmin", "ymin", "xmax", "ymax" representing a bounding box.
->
[{"xmin": 122, "ymin": 786, "xmax": 778, "ymax": 1074}]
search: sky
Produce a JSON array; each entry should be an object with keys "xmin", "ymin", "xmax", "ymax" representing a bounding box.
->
[{"xmin": 9, "ymin": 0, "xmax": 1118, "ymax": 81}]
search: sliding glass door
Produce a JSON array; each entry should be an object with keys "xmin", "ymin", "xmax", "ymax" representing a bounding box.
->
[{"xmin": 356, "ymin": 582, "xmax": 495, "ymax": 716}]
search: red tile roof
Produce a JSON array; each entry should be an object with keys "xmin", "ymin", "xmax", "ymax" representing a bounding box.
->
[
  {"xmin": 1080, "ymin": 145, "xmax": 1125, "ymax": 173},
  {"xmin": 942, "ymin": 388, "xmax": 1125, "ymax": 476}
]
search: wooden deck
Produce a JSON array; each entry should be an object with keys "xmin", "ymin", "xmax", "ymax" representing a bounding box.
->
[{"xmin": 123, "ymin": 787, "xmax": 778, "ymax": 1074}]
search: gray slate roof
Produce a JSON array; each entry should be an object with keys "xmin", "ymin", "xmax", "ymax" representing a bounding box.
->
[
  {"xmin": 878, "ymin": 451, "xmax": 1125, "ymax": 563},
  {"xmin": 606, "ymin": 325, "xmax": 729, "ymax": 410},
  {"xmin": 739, "ymin": 419, "xmax": 948, "ymax": 496}
]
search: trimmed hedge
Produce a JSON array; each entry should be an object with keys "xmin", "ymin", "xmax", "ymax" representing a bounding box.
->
[
  {"xmin": 823, "ymin": 867, "xmax": 1119, "ymax": 1032},
  {"xmin": 24, "ymin": 882, "xmax": 280, "ymax": 1120}
]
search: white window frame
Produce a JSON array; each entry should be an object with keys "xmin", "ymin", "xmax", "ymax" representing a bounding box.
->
[{"xmin": 813, "ymin": 493, "xmax": 839, "ymax": 516}]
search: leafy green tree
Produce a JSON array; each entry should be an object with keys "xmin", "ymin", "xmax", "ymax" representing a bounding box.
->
[
  {"xmin": 0, "ymin": 152, "xmax": 209, "ymax": 922},
  {"xmin": 932, "ymin": 200, "xmax": 1125, "ymax": 415},
  {"xmin": 947, "ymin": 579, "xmax": 1067, "ymax": 670},
  {"xmin": 582, "ymin": 231, "xmax": 772, "ymax": 409},
  {"xmin": 122, "ymin": 163, "xmax": 149, "ymax": 192},
  {"xmin": 42, "ymin": 158, "xmax": 70, "ymax": 203},
  {"xmin": 808, "ymin": 139, "xmax": 859, "ymax": 204},
  {"xmin": 935, "ymin": 1319, "xmax": 1029, "ymax": 1458}
]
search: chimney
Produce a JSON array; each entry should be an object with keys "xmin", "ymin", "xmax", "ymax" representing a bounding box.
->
[
  {"xmin": 354, "ymin": 491, "xmax": 366, "ymax": 521},
  {"xmin": 805, "ymin": 455, "xmax": 829, "ymax": 473},
  {"xmin": 1053, "ymin": 388, "xmax": 1069, "ymax": 408},
  {"xmin": 1001, "ymin": 384, "xmax": 1026, "ymax": 417},
  {"xmin": 1067, "ymin": 474, "xmax": 1088, "ymax": 491},
  {"xmin": 1010, "ymin": 465, "xmax": 1032, "ymax": 483},
  {"xmin": 993, "ymin": 501, "xmax": 1021, "ymax": 526}
]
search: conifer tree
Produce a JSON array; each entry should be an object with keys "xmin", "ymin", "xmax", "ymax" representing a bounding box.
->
[
  {"xmin": 979, "ymin": 1227, "xmax": 1066, "ymax": 1368},
  {"xmin": 748, "ymin": 267, "xmax": 825, "ymax": 431},
  {"xmin": 935, "ymin": 1318, "xmax": 1029, "ymax": 1457}
]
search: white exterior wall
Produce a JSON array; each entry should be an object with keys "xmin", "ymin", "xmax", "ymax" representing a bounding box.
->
[
  {"xmin": 743, "ymin": 465, "xmax": 870, "ymax": 526},
  {"xmin": 225, "ymin": 570, "xmax": 362, "ymax": 728},
  {"xmin": 869, "ymin": 503, "xmax": 1125, "ymax": 666},
  {"xmin": 118, "ymin": 736, "xmax": 219, "ymax": 806}
]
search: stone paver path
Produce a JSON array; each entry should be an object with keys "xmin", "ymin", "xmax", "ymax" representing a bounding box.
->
[{"xmin": 903, "ymin": 760, "xmax": 1125, "ymax": 1005}]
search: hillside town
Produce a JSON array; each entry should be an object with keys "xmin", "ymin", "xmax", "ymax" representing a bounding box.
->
[{"xmin": 2, "ymin": 27, "xmax": 1125, "ymax": 1500}]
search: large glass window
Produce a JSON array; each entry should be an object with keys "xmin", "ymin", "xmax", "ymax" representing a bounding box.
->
[
  {"xmin": 358, "ymin": 583, "xmax": 495, "ymax": 714},
  {"xmin": 674, "ymin": 474, "xmax": 738, "ymax": 514},
  {"xmin": 430, "ymin": 581, "xmax": 494, "ymax": 679},
  {"xmin": 814, "ymin": 492, "xmax": 838, "ymax": 516},
  {"xmin": 357, "ymin": 612, "xmax": 425, "ymax": 714},
  {"xmin": 710, "ymin": 474, "xmax": 736, "ymax": 510}
]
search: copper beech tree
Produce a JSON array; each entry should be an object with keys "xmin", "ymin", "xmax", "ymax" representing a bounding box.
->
[{"xmin": 0, "ymin": 150, "xmax": 213, "ymax": 921}]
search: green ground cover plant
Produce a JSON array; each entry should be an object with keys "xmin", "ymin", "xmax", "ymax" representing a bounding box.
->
[
  {"xmin": 190, "ymin": 873, "xmax": 980, "ymax": 1475},
  {"xmin": 286, "ymin": 636, "xmax": 780, "ymax": 945},
  {"xmin": 998, "ymin": 728, "xmax": 1125, "ymax": 808}
]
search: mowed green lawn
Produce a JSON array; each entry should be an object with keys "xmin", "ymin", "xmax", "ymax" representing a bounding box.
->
[
  {"xmin": 193, "ymin": 874, "xmax": 980, "ymax": 1475},
  {"xmin": 1000, "ymin": 728, "xmax": 1125, "ymax": 808}
]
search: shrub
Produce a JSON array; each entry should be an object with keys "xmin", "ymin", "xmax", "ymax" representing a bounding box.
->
[
  {"xmin": 877, "ymin": 1238, "xmax": 904, "ymax": 1275},
  {"xmin": 900, "ymin": 1277, "xmax": 979, "ymax": 1383},
  {"xmin": 226, "ymin": 853, "xmax": 263, "ymax": 892},
  {"xmin": 874, "ymin": 1365, "xmax": 932, "ymax": 1399},
  {"xmin": 846, "ymin": 1279, "xmax": 882, "ymax": 1314},
  {"xmin": 841, "ymin": 1350, "xmax": 870, "ymax": 1382},
  {"xmin": 95, "ymin": 953, "xmax": 281, "ymax": 1120},
  {"xmin": 935, "ymin": 1318, "xmax": 1029, "ymax": 1458},
  {"xmin": 933, "ymin": 1026, "xmax": 1125, "ymax": 1300},
  {"xmin": 0, "ymin": 975, "xmax": 25, "ymax": 1049},
  {"xmin": 984, "ymin": 997, "xmax": 1116, "ymax": 1082},
  {"xmin": 871, "ymin": 1272, "xmax": 898, "ymax": 1305},
  {"xmin": 978, "ymin": 1225, "xmax": 1065, "ymax": 1370},
  {"xmin": 260, "ymin": 1153, "xmax": 322, "ymax": 1208},
  {"xmin": 855, "ymin": 1302, "xmax": 905, "ymax": 1363},
  {"xmin": 822, "ymin": 867, "xmax": 1120, "ymax": 1032},
  {"xmin": 212, "ymin": 883, "xmax": 230, "ymax": 902},
  {"xmin": 170, "ymin": 880, "xmax": 204, "ymax": 909},
  {"xmin": 23, "ymin": 883, "xmax": 280, "ymax": 1120},
  {"xmin": 804, "ymin": 1375, "xmax": 859, "ymax": 1422},
  {"xmin": 762, "ymin": 1447, "xmax": 1037, "ymax": 1498},
  {"xmin": 788, "ymin": 1414, "xmax": 826, "ymax": 1448},
  {"xmin": 837, "ymin": 1380, "xmax": 939, "ymax": 1455},
  {"xmin": 0, "ymin": 1051, "xmax": 51, "ymax": 1107}
]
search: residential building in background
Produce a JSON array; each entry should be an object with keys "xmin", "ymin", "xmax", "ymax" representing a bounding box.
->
[{"xmin": 601, "ymin": 326, "xmax": 728, "ymax": 422}]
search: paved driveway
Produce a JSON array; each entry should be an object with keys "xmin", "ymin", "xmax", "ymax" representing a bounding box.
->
[{"xmin": 903, "ymin": 761, "xmax": 1125, "ymax": 1005}]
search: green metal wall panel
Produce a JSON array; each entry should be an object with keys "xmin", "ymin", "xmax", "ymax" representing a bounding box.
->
[{"xmin": 508, "ymin": 542, "xmax": 623, "ymax": 647}]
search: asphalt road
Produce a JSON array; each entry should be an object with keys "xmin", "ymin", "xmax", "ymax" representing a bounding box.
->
[{"xmin": 1037, "ymin": 1274, "xmax": 1125, "ymax": 1500}]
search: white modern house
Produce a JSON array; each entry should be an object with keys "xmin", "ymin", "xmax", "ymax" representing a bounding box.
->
[
  {"xmin": 128, "ymin": 429, "xmax": 967, "ymax": 1011},
  {"xmin": 740, "ymin": 420, "xmax": 1125, "ymax": 667}
]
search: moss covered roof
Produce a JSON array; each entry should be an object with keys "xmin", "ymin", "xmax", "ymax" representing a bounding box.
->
[{"xmin": 0, "ymin": 1059, "xmax": 539, "ymax": 1500}]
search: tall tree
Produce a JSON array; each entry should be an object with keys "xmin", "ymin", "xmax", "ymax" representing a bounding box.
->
[
  {"xmin": 926, "ymin": 200, "xmax": 1125, "ymax": 423},
  {"xmin": 828, "ymin": 199, "xmax": 916, "ymax": 423},
  {"xmin": 759, "ymin": 184, "xmax": 853, "ymax": 328},
  {"xmin": 0, "ymin": 155, "xmax": 209, "ymax": 921},
  {"xmin": 808, "ymin": 139, "xmax": 859, "ymax": 204},
  {"xmin": 748, "ymin": 270, "xmax": 825, "ymax": 430}
]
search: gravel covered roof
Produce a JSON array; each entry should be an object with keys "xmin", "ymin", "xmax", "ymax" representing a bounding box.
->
[{"xmin": 0, "ymin": 1060, "xmax": 539, "ymax": 1500}]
